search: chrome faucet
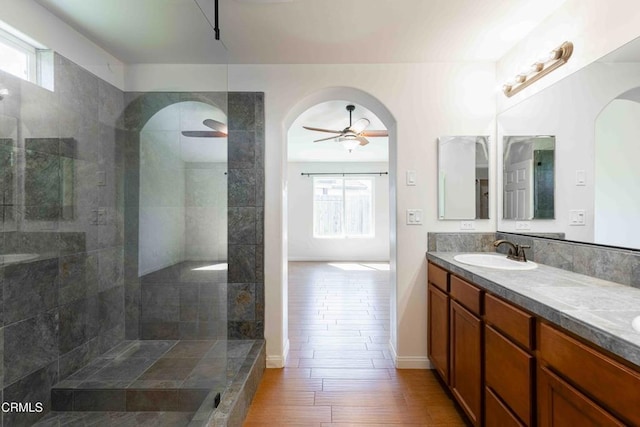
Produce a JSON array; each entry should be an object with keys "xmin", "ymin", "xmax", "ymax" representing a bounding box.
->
[{"xmin": 493, "ymin": 239, "xmax": 530, "ymax": 262}]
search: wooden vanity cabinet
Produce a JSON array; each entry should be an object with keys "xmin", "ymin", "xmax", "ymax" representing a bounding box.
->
[
  {"xmin": 450, "ymin": 299, "xmax": 482, "ymax": 426},
  {"xmin": 449, "ymin": 275, "xmax": 483, "ymax": 427},
  {"xmin": 427, "ymin": 263, "xmax": 449, "ymax": 383},
  {"xmin": 427, "ymin": 260, "xmax": 640, "ymax": 427},
  {"xmin": 537, "ymin": 365, "xmax": 625, "ymax": 427},
  {"xmin": 538, "ymin": 322, "xmax": 640, "ymax": 426}
]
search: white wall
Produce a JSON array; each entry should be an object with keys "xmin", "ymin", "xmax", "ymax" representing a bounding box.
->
[
  {"xmin": 139, "ymin": 128, "xmax": 186, "ymax": 276},
  {"xmin": 594, "ymin": 99, "xmax": 640, "ymax": 248},
  {"xmin": 185, "ymin": 163, "xmax": 228, "ymax": 261},
  {"xmin": 497, "ymin": 0, "xmax": 640, "ymax": 112},
  {"xmin": 287, "ymin": 162, "xmax": 390, "ymax": 262},
  {"xmin": 0, "ymin": 0, "xmax": 125, "ymax": 89}
]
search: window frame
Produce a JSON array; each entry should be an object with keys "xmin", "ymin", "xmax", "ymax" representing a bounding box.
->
[
  {"xmin": 0, "ymin": 27, "xmax": 38, "ymax": 82},
  {"xmin": 312, "ymin": 175, "xmax": 375, "ymax": 239}
]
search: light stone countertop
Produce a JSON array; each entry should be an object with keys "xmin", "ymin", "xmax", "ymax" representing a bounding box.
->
[{"xmin": 426, "ymin": 252, "xmax": 640, "ymax": 368}]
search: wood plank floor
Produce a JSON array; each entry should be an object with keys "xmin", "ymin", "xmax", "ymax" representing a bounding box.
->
[{"xmin": 244, "ymin": 262, "xmax": 467, "ymax": 426}]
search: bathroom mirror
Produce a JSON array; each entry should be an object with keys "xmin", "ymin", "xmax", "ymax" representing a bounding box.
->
[
  {"xmin": 502, "ymin": 135, "xmax": 555, "ymax": 220},
  {"xmin": 497, "ymin": 35, "xmax": 640, "ymax": 250},
  {"xmin": 437, "ymin": 135, "xmax": 489, "ymax": 220}
]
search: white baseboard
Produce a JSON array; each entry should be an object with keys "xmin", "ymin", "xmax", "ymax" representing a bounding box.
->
[
  {"xmin": 395, "ymin": 356, "xmax": 432, "ymax": 369},
  {"xmin": 266, "ymin": 339, "xmax": 290, "ymax": 368},
  {"xmin": 388, "ymin": 339, "xmax": 433, "ymax": 369}
]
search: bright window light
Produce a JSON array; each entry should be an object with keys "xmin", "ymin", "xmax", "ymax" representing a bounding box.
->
[
  {"xmin": 0, "ymin": 23, "xmax": 53, "ymax": 90},
  {"xmin": 313, "ymin": 177, "xmax": 374, "ymax": 238},
  {"xmin": 192, "ymin": 263, "xmax": 228, "ymax": 271}
]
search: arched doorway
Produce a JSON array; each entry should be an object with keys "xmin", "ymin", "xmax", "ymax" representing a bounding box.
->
[{"xmin": 278, "ymin": 87, "xmax": 398, "ymax": 366}]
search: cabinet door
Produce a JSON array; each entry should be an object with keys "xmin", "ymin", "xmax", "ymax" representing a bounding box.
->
[
  {"xmin": 428, "ymin": 283, "xmax": 449, "ymax": 383},
  {"xmin": 450, "ymin": 300, "xmax": 482, "ymax": 426},
  {"xmin": 537, "ymin": 365, "xmax": 625, "ymax": 427}
]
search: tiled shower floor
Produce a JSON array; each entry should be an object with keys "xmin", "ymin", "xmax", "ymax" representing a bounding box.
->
[{"xmin": 35, "ymin": 339, "xmax": 255, "ymax": 426}]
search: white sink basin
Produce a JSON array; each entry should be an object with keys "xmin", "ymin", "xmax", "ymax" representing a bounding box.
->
[
  {"xmin": 632, "ymin": 316, "xmax": 640, "ymax": 333},
  {"xmin": 0, "ymin": 253, "xmax": 39, "ymax": 266},
  {"xmin": 454, "ymin": 253, "xmax": 538, "ymax": 270}
]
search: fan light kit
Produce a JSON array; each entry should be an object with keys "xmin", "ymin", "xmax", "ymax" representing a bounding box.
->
[
  {"xmin": 503, "ymin": 41, "xmax": 573, "ymax": 97},
  {"xmin": 302, "ymin": 104, "xmax": 388, "ymax": 153}
]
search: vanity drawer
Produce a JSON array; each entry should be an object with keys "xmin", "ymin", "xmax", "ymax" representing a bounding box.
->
[
  {"xmin": 485, "ymin": 325, "xmax": 533, "ymax": 425},
  {"xmin": 485, "ymin": 387, "xmax": 524, "ymax": 427},
  {"xmin": 428, "ymin": 262, "xmax": 448, "ymax": 292},
  {"xmin": 539, "ymin": 322, "xmax": 640, "ymax": 426},
  {"xmin": 485, "ymin": 293, "xmax": 534, "ymax": 350},
  {"xmin": 450, "ymin": 275, "xmax": 481, "ymax": 315}
]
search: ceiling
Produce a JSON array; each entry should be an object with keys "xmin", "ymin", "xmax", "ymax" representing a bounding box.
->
[
  {"xmin": 288, "ymin": 101, "xmax": 388, "ymax": 163},
  {"xmin": 34, "ymin": 0, "xmax": 567, "ymax": 64},
  {"xmin": 31, "ymin": 0, "xmax": 566, "ymax": 163}
]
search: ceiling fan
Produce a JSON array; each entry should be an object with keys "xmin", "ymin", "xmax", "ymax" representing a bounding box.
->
[
  {"xmin": 303, "ymin": 104, "xmax": 388, "ymax": 152},
  {"xmin": 181, "ymin": 119, "xmax": 228, "ymax": 138}
]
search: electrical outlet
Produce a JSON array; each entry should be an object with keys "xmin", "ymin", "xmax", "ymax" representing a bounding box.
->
[
  {"xmin": 460, "ymin": 221, "xmax": 475, "ymax": 230},
  {"xmin": 515, "ymin": 221, "xmax": 531, "ymax": 230}
]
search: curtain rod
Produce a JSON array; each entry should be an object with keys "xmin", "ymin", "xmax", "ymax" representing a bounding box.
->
[{"xmin": 301, "ymin": 172, "xmax": 388, "ymax": 177}]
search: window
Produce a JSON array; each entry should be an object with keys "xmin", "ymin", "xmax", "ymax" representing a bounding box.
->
[
  {"xmin": 0, "ymin": 28, "xmax": 37, "ymax": 81},
  {"xmin": 0, "ymin": 23, "xmax": 53, "ymax": 90},
  {"xmin": 313, "ymin": 177, "xmax": 374, "ymax": 238}
]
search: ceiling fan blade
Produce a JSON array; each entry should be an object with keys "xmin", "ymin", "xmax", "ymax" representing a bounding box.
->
[
  {"xmin": 314, "ymin": 135, "xmax": 340, "ymax": 142},
  {"xmin": 203, "ymin": 119, "xmax": 228, "ymax": 134},
  {"xmin": 182, "ymin": 131, "xmax": 227, "ymax": 138},
  {"xmin": 356, "ymin": 137, "xmax": 370, "ymax": 146},
  {"xmin": 303, "ymin": 126, "xmax": 343, "ymax": 134},
  {"xmin": 350, "ymin": 118, "xmax": 370, "ymax": 134},
  {"xmin": 361, "ymin": 130, "xmax": 388, "ymax": 137}
]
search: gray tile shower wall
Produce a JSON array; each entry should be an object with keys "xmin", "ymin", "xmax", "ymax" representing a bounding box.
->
[
  {"xmin": 227, "ymin": 93, "xmax": 265, "ymax": 340},
  {"xmin": 122, "ymin": 92, "xmax": 265, "ymax": 341},
  {"xmin": 0, "ymin": 53, "xmax": 126, "ymax": 426}
]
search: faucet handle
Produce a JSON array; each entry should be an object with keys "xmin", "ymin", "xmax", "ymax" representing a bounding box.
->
[{"xmin": 515, "ymin": 244, "xmax": 530, "ymax": 262}]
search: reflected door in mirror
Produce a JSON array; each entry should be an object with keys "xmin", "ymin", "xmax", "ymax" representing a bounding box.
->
[{"xmin": 503, "ymin": 136, "xmax": 555, "ymax": 220}]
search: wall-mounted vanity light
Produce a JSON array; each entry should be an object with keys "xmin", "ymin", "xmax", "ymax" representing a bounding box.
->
[{"xmin": 503, "ymin": 41, "xmax": 574, "ymax": 98}]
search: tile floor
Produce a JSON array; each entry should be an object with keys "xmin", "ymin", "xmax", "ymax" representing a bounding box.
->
[{"xmin": 244, "ymin": 261, "xmax": 466, "ymax": 426}]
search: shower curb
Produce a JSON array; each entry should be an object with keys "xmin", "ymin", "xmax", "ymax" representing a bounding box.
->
[{"xmin": 189, "ymin": 339, "xmax": 266, "ymax": 427}]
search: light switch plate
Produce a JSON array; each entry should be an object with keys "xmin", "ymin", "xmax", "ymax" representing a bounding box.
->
[
  {"xmin": 406, "ymin": 209, "xmax": 423, "ymax": 225},
  {"xmin": 406, "ymin": 170, "xmax": 416, "ymax": 186},
  {"xmin": 515, "ymin": 221, "xmax": 531, "ymax": 230},
  {"xmin": 576, "ymin": 170, "xmax": 586, "ymax": 186},
  {"xmin": 569, "ymin": 209, "xmax": 586, "ymax": 226}
]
